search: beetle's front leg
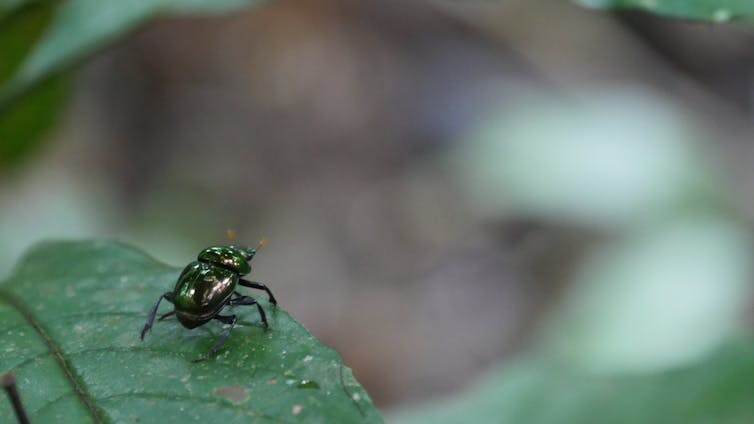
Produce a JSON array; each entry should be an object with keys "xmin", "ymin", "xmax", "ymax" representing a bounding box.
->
[
  {"xmin": 239, "ymin": 279, "xmax": 277, "ymax": 305},
  {"xmin": 140, "ymin": 291, "xmax": 174, "ymax": 340}
]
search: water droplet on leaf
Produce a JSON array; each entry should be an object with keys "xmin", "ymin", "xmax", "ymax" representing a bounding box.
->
[{"xmin": 297, "ymin": 379, "xmax": 320, "ymax": 389}]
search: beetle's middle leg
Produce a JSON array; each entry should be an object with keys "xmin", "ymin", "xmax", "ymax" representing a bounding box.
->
[
  {"xmin": 140, "ymin": 291, "xmax": 174, "ymax": 340},
  {"xmin": 193, "ymin": 314, "xmax": 238, "ymax": 362},
  {"xmin": 228, "ymin": 295, "xmax": 268, "ymax": 328}
]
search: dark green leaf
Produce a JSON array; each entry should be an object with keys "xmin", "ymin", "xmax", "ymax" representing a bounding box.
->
[
  {"xmin": 0, "ymin": 241, "xmax": 381, "ymax": 423},
  {"xmin": 0, "ymin": 75, "xmax": 69, "ymax": 167},
  {"xmin": 578, "ymin": 0, "xmax": 754, "ymax": 23},
  {"xmin": 0, "ymin": 0, "xmax": 270, "ymax": 108},
  {"xmin": 0, "ymin": 0, "xmax": 36, "ymax": 20},
  {"xmin": 0, "ymin": 2, "xmax": 69, "ymax": 168}
]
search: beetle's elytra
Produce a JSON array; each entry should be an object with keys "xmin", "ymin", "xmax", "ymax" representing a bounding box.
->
[{"xmin": 140, "ymin": 242, "xmax": 277, "ymax": 362}]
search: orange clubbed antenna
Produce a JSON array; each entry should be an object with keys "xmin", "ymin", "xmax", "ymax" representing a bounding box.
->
[
  {"xmin": 246, "ymin": 237, "xmax": 268, "ymax": 260},
  {"xmin": 227, "ymin": 229, "xmax": 237, "ymax": 241}
]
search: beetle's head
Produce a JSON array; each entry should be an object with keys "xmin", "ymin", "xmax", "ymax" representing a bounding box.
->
[
  {"xmin": 232, "ymin": 238, "xmax": 267, "ymax": 261},
  {"xmin": 197, "ymin": 240, "xmax": 266, "ymax": 275}
]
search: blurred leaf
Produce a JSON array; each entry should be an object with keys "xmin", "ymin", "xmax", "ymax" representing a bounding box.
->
[
  {"xmin": 0, "ymin": 2, "xmax": 69, "ymax": 167},
  {"xmin": 0, "ymin": 75, "xmax": 69, "ymax": 167},
  {"xmin": 547, "ymin": 215, "xmax": 753, "ymax": 373},
  {"xmin": 452, "ymin": 90, "xmax": 714, "ymax": 229},
  {"xmin": 0, "ymin": 0, "xmax": 34, "ymax": 20},
  {"xmin": 578, "ymin": 0, "xmax": 754, "ymax": 23},
  {"xmin": 0, "ymin": 241, "xmax": 381, "ymax": 423},
  {"xmin": 0, "ymin": 0, "xmax": 270, "ymax": 108},
  {"xmin": 392, "ymin": 341, "xmax": 754, "ymax": 424},
  {"xmin": 0, "ymin": 2, "xmax": 52, "ymax": 79}
]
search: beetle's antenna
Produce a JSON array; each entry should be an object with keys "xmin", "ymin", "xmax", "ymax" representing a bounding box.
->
[
  {"xmin": 248, "ymin": 238, "xmax": 268, "ymax": 260},
  {"xmin": 227, "ymin": 229, "xmax": 237, "ymax": 241},
  {"xmin": 2, "ymin": 373, "xmax": 30, "ymax": 424}
]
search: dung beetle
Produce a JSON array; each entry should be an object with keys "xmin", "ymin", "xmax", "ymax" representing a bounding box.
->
[{"xmin": 140, "ymin": 240, "xmax": 277, "ymax": 361}]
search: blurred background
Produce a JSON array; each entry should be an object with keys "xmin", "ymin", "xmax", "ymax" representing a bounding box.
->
[{"xmin": 3, "ymin": 0, "xmax": 754, "ymax": 420}]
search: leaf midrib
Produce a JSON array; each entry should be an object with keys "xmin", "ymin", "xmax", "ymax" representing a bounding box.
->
[{"xmin": 0, "ymin": 289, "xmax": 104, "ymax": 423}]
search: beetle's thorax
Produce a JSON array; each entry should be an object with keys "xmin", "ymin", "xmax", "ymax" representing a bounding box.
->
[{"xmin": 197, "ymin": 246, "xmax": 252, "ymax": 275}]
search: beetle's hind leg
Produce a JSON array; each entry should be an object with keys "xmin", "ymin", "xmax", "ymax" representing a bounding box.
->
[
  {"xmin": 193, "ymin": 314, "xmax": 238, "ymax": 362},
  {"xmin": 229, "ymin": 295, "xmax": 269, "ymax": 328},
  {"xmin": 140, "ymin": 291, "xmax": 174, "ymax": 340},
  {"xmin": 238, "ymin": 279, "xmax": 277, "ymax": 305}
]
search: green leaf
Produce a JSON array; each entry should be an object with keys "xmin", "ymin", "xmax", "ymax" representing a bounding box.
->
[
  {"xmin": 578, "ymin": 0, "xmax": 754, "ymax": 23},
  {"xmin": 0, "ymin": 3, "xmax": 70, "ymax": 167},
  {"xmin": 393, "ymin": 341, "xmax": 754, "ymax": 424},
  {"xmin": 0, "ymin": 75, "xmax": 69, "ymax": 167},
  {"xmin": 0, "ymin": 241, "xmax": 381, "ymax": 423},
  {"xmin": 0, "ymin": 0, "xmax": 270, "ymax": 108},
  {"xmin": 0, "ymin": 0, "xmax": 34, "ymax": 20}
]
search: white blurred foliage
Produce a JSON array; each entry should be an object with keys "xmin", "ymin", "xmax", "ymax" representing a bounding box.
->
[
  {"xmin": 454, "ymin": 89, "xmax": 704, "ymax": 229},
  {"xmin": 0, "ymin": 173, "xmax": 109, "ymax": 278},
  {"xmin": 551, "ymin": 216, "xmax": 752, "ymax": 373}
]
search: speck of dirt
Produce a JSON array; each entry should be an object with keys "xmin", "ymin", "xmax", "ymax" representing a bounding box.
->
[
  {"xmin": 213, "ymin": 386, "xmax": 249, "ymax": 404},
  {"xmin": 292, "ymin": 405, "xmax": 303, "ymax": 415}
]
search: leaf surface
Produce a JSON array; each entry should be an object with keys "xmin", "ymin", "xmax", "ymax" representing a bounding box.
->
[
  {"xmin": 0, "ymin": 240, "xmax": 380, "ymax": 423},
  {"xmin": 578, "ymin": 0, "xmax": 754, "ymax": 22}
]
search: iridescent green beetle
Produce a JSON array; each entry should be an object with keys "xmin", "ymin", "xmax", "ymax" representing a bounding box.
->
[{"xmin": 140, "ymin": 240, "xmax": 277, "ymax": 361}]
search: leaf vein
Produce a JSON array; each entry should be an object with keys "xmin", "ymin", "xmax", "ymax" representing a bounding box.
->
[{"xmin": 0, "ymin": 290, "xmax": 106, "ymax": 423}]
